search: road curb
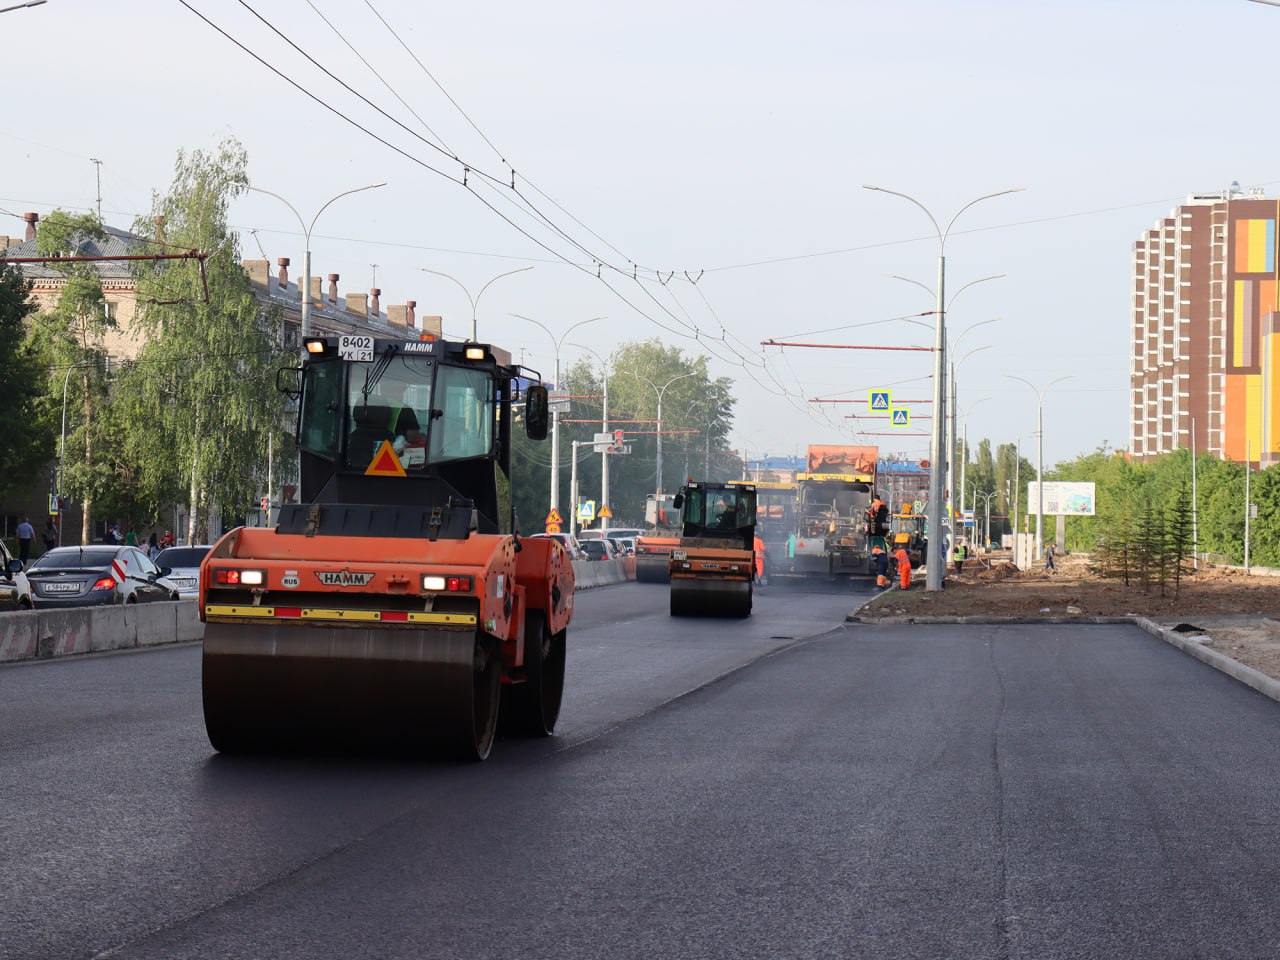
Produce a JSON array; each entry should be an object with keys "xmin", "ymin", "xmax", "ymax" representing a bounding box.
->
[
  {"xmin": 846, "ymin": 613, "xmax": 1132, "ymax": 625},
  {"xmin": 1134, "ymin": 617, "xmax": 1280, "ymax": 706}
]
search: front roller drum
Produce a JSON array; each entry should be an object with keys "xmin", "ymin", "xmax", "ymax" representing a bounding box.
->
[
  {"xmin": 635, "ymin": 556, "xmax": 672, "ymax": 583},
  {"xmin": 202, "ymin": 622, "xmax": 501, "ymax": 760},
  {"xmin": 669, "ymin": 577, "xmax": 753, "ymax": 618}
]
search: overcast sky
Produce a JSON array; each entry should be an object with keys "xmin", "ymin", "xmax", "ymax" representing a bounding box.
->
[{"xmin": 4, "ymin": 0, "xmax": 1275, "ymax": 470}]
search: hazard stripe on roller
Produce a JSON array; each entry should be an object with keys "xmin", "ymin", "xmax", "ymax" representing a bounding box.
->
[{"xmin": 204, "ymin": 604, "xmax": 476, "ymax": 626}]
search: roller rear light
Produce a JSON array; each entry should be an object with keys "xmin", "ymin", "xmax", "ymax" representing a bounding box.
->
[
  {"xmin": 421, "ymin": 574, "xmax": 473, "ymax": 592},
  {"xmin": 212, "ymin": 568, "xmax": 266, "ymax": 586}
]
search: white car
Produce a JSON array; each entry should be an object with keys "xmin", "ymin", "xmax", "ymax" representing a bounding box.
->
[
  {"xmin": 0, "ymin": 540, "xmax": 33, "ymax": 611},
  {"xmin": 153, "ymin": 545, "xmax": 213, "ymax": 600}
]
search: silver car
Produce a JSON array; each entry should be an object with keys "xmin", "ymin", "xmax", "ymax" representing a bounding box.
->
[
  {"xmin": 153, "ymin": 545, "xmax": 212, "ymax": 600},
  {"xmin": 0, "ymin": 540, "xmax": 33, "ymax": 611},
  {"xmin": 26, "ymin": 546, "xmax": 181, "ymax": 607}
]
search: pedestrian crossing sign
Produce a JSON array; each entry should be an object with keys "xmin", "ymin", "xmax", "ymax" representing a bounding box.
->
[
  {"xmin": 890, "ymin": 408, "xmax": 911, "ymax": 427},
  {"xmin": 869, "ymin": 390, "xmax": 891, "ymax": 411}
]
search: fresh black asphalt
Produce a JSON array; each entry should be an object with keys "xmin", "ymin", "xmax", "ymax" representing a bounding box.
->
[{"xmin": 3, "ymin": 582, "xmax": 1280, "ymax": 959}]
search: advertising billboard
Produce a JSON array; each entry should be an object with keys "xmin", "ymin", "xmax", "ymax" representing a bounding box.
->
[{"xmin": 1026, "ymin": 482, "xmax": 1096, "ymax": 516}]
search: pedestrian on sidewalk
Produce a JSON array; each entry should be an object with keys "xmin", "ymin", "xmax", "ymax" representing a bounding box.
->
[
  {"xmin": 41, "ymin": 518, "xmax": 58, "ymax": 555},
  {"xmin": 1045, "ymin": 543, "xmax": 1056, "ymax": 574},
  {"xmin": 15, "ymin": 516, "xmax": 34, "ymax": 566}
]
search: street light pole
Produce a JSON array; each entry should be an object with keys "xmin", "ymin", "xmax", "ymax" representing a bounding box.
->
[
  {"xmin": 512, "ymin": 314, "xmax": 603, "ymax": 515},
  {"xmin": 248, "ymin": 182, "xmax": 386, "ymax": 349},
  {"xmin": 616, "ymin": 370, "xmax": 698, "ymax": 496},
  {"xmin": 571, "ymin": 343, "xmax": 620, "ymax": 518},
  {"xmin": 865, "ymin": 184, "xmax": 1024, "ymax": 590},
  {"xmin": 1009, "ymin": 375, "xmax": 1072, "ymax": 560},
  {"xmin": 419, "ymin": 266, "xmax": 534, "ymax": 342}
]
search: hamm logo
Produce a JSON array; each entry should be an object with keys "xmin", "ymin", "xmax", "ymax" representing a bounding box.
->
[{"xmin": 316, "ymin": 569, "xmax": 375, "ymax": 587}]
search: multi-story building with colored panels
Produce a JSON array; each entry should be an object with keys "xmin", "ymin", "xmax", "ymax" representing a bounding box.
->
[{"xmin": 1131, "ymin": 184, "xmax": 1280, "ymax": 465}]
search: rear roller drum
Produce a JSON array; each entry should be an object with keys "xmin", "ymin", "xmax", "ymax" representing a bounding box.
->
[
  {"xmin": 500, "ymin": 609, "xmax": 566, "ymax": 737},
  {"xmin": 669, "ymin": 578, "xmax": 753, "ymax": 618},
  {"xmin": 201, "ymin": 623, "xmax": 501, "ymax": 760}
]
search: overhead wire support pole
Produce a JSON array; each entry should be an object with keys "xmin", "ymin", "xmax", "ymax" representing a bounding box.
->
[{"xmin": 863, "ymin": 183, "xmax": 1024, "ymax": 591}]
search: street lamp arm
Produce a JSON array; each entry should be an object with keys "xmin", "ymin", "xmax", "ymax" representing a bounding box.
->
[
  {"xmin": 556, "ymin": 316, "xmax": 605, "ymax": 353},
  {"xmin": 890, "ymin": 273, "xmax": 935, "ymax": 299},
  {"xmin": 307, "ymin": 182, "xmax": 386, "ymax": 236},
  {"xmin": 475, "ymin": 266, "xmax": 534, "ymax": 309},
  {"xmin": 947, "ymin": 275, "xmax": 1004, "ymax": 312},
  {"xmin": 420, "ymin": 268, "xmax": 476, "ymax": 313},
  {"xmin": 952, "ymin": 317, "xmax": 1001, "ymax": 354},
  {"xmin": 247, "ymin": 185, "xmax": 306, "ymax": 237},
  {"xmin": 941, "ymin": 187, "xmax": 1026, "ymax": 246},
  {"xmin": 863, "ymin": 185, "xmax": 942, "ymax": 240}
]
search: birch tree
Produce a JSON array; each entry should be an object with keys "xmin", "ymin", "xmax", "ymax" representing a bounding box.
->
[{"xmin": 128, "ymin": 139, "xmax": 290, "ymax": 544}]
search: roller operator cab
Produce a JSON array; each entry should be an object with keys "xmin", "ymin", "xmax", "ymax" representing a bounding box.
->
[
  {"xmin": 668, "ymin": 481, "xmax": 756, "ymax": 618},
  {"xmin": 199, "ymin": 334, "xmax": 574, "ymax": 761}
]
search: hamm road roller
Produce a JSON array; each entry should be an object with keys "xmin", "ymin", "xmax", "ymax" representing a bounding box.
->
[
  {"xmin": 200, "ymin": 334, "xmax": 573, "ymax": 760},
  {"xmin": 668, "ymin": 481, "xmax": 757, "ymax": 618}
]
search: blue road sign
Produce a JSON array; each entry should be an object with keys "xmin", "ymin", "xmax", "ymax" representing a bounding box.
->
[
  {"xmin": 869, "ymin": 390, "xmax": 891, "ymax": 411},
  {"xmin": 890, "ymin": 408, "xmax": 911, "ymax": 427}
]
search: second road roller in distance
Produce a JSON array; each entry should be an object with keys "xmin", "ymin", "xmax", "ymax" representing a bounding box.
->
[
  {"xmin": 199, "ymin": 334, "xmax": 573, "ymax": 761},
  {"xmin": 668, "ymin": 481, "xmax": 757, "ymax": 618}
]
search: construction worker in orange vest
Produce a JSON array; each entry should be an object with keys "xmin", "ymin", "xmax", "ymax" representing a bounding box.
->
[
  {"xmin": 753, "ymin": 534, "xmax": 766, "ymax": 584},
  {"xmin": 894, "ymin": 545, "xmax": 912, "ymax": 590},
  {"xmin": 872, "ymin": 543, "xmax": 890, "ymax": 588}
]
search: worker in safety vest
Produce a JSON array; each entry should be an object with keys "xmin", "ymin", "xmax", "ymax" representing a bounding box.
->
[
  {"xmin": 872, "ymin": 543, "xmax": 890, "ymax": 588},
  {"xmin": 753, "ymin": 535, "xmax": 766, "ymax": 584},
  {"xmin": 894, "ymin": 545, "xmax": 912, "ymax": 590}
]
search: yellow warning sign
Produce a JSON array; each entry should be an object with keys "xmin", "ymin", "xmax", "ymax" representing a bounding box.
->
[
  {"xmin": 599, "ymin": 504, "xmax": 613, "ymax": 519},
  {"xmin": 546, "ymin": 508, "xmax": 563, "ymax": 525},
  {"xmin": 365, "ymin": 440, "xmax": 407, "ymax": 477},
  {"xmin": 546, "ymin": 522, "xmax": 562, "ymax": 534}
]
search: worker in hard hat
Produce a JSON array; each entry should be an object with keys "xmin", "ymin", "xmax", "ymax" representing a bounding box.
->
[{"xmin": 753, "ymin": 534, "xmax": 766, "ymax": 586}]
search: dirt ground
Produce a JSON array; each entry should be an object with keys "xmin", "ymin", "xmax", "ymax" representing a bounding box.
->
[{"xmin": 860, "ymin": 551, "xmax": 1280, "ymax": 681}]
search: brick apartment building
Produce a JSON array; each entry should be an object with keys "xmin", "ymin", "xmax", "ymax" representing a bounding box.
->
[
  {"xmin": 1, "ymin": 211, "xmax": 440, "ymax": 542},
  {"xmin": 1131, "ymin": 183, "xmax": 1280, "ymax": 465}
]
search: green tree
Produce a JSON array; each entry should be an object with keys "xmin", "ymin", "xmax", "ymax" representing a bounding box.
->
[
  {"xmin": 25, "ymin": 210, "xmax": 112, "ymax": 543},
  {"xmin": 506, "ymin": 339, "xmax": 738, "ymax": 533},
  {"xmin": 127, "ymin": 139, "xmax": 291, "ymax": 544},
  {"xmin": 0, "ymin": 263, "xmax": 53, "ymax": 501}
]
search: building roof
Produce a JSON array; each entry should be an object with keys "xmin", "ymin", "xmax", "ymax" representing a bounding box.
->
[{"xmin": 1, "ymin": 224, "xmax": 141, "ymax": 280}]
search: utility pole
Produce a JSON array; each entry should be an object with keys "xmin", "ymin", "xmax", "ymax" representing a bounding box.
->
[{"xmin": 90, "ymin": 158, "xmax": 102, "ymax": 223}]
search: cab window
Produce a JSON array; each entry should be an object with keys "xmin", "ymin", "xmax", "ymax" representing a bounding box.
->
[
  {"xmin": 299, "ymin": 358, "xmax": 343, "ymax": 459},
  {"xmin": 429, "ymin": 364, "xmax": 494, "ymax": 462}
]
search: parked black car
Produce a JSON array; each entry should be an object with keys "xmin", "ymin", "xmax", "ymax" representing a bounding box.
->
[{"xmin": 26, "ymin": 546, "xmax": 180, "ymax": 608}]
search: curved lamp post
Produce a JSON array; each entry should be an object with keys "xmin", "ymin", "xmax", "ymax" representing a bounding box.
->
[
  {"xmin": 615, "ymin": 369, "xmax": 698, "ymax": 496},
  {"xmin": 1008, "ymin": 375, "xmax": 1073, "ymax": 560},
  {"xmin": 512, "ymin": 314, "xmax": 603, "ymax": 515},
  {"xmin": 419, "ymin": 266, "xmax": 533, "ymax": 342},
  {"xmin": 865, "ymin": 183, "xmax": 1023, "ymax": 590}
]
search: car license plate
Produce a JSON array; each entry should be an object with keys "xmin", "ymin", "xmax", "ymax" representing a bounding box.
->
[
  {"xmin": 43, "ymin": 581, "xmax": 80, "ymax": 593},
  {"xmin": 173, "ymin": 578, "xmax": 196, "ymax": 589}
]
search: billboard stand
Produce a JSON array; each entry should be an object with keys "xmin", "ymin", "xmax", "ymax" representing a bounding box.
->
[{"xmin": 1056, "ymin": 514, "xmax": 1066, "ymax": 554}]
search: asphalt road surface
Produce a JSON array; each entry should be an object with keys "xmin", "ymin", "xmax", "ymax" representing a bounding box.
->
[{"xmin": 4, "ymin": 580, "xmax": 1280, "ymax": 960}]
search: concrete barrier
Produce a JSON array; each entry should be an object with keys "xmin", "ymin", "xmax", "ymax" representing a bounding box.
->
[
  {"xmin": 571, "ymin": 557, "xmax": 636, "ymax": 589},
  {"xmin": 2, "ymin": 560, "xmax": 642, "ymax": 664},
  {"xmin": 0, "ymin": 601, "xmax": 204, "ymax": 664}
]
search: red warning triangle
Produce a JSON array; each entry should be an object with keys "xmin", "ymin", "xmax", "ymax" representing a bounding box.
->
[{"xmin": 365, "ymin": 439, "xmax": 407, "ymax": 477}]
